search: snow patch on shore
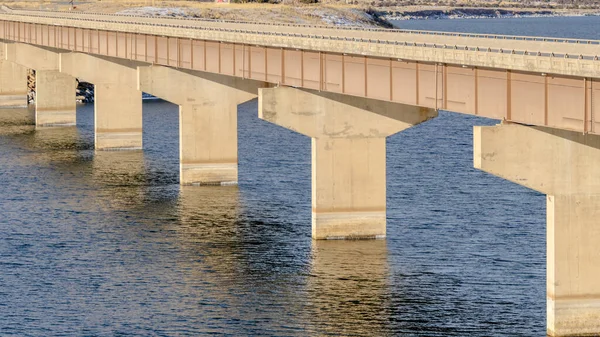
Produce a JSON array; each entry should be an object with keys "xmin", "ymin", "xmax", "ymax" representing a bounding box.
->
[
  {"xmin": 118, "ymin": 7, "xmax": 189, "ymax": 17},
  {"xmin": 308, "ymin": 8, "xmax": 376, "ymax": 27},
  {"xmin": 117, "ymin": 6, "xmax": 382, "ymax": 27}
]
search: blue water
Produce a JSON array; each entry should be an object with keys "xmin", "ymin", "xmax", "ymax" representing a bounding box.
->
[{"xmin": 1, "ymin": 15, "xmax": 593, "ymax": 336}]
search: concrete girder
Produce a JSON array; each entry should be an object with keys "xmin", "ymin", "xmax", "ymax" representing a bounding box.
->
[
  {"xmin": 258, "ymin": 86, "xmax": 437, "ymax": 239},
  {"xmin": 474, "ymin": 123, "xmax": 600, "ymax": 337},
  {"xmin": 259, "ymin": 87, "xmax": 435, "ymax": 139},
  {"xmin": 137, "ymin": 66, "xmax": 260, "ymax": 106},
  {"xmin": 474, "ymin": 123, "xmax": 600, "ymax": 196},
  {"xmin": 4, "ymin": 43, "xmax": 61, "ymax": 71},
  {"xmin": 59, "ymin": 53, "xmax": 142, "ymax": 84}
]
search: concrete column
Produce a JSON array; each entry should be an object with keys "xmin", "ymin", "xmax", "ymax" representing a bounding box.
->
[
  {"xmin": 94, "ymin": 83, "xmax": 142, "ymax": 150},
  {"xmin": 474, "ymin": 123, "xmax": 600, "ymax": 337},
  {"xmin": 0, "ymin": 60, "xmax": 27, "ymax": 108},
  {"xmin": 35, "ymin": 70, "xmax": 76, "ymax": 127},
  {"xmin": 138, "ymin": 66, "xmax": 262, "ymax": 185},
  {"xmin": 179, "ymin": 101, "xmax": 238, "ymax": 185},
  {"xmin": 61, "ymin": 53, "xmax": 143, "ymax": 150},
  {"xmin": 312, "ymin": 137, "xmax": 387, "ymax": 239},
  {"xmin": 259, "ymin": 87, "xmax": 437, "ymax": 239}
]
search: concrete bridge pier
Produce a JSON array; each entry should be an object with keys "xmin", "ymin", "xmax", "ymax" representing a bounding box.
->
[
  {"xmin": 259, "ymin": 87, "xmax": 437, "ymax": 239},
  {"xmin": 0, "ymin": 60, "xmax": 27, "ymax": 109},
  {"xmin": 4, "ymin": 44, "xmax": 76, "ymax": 126},
  {"xmin": 61, "ymin": 53, "xmax": 142, "ymax": 150},
  {"xmin": 138, "ymin": 66, "xmax": 262, "ymax": 185},
  {"xmin": 474, "ymin": 123, "xmax": 600, "ymax": 337},
  {"xmin": 35, "ymin": 70, "xmax": 76, "ymax": 127}
]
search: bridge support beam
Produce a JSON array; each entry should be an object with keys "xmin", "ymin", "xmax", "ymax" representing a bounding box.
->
[
  {"xmin": 35, "ymin": 70, "xmax": 76, "ymax": 127},
  {"xmin": 474, "ymin": 123, "xmax": 600, "ymax": 337},
  {"xmin": 138, "ymin": 66, "xmax": 261, "ymax": 185},
  {"xmin": 61, "ymin": 53, "xmax": 142, "ymax": 150},
  {"xmin": 259, "ymin": 87, "xmax": 437, "ymax": 239},
  {"xmin": 0, "ymin": 60, "xmax": 27, "ymax": 108}
]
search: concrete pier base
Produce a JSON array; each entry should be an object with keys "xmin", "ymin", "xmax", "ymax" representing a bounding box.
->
[
  {"xmin": 179, "ymin": 101, "xmax": 238, "ymax": 185},
  {"xmin": 0, "ymin": 60, "xmax": 27, "ymax": 108},
  {"xmin": 312, "ymin": 137, "xmax": 387, "ymax": 239},
  {"xmin": 474, "ymin": 123, "xmax": 600, "ymax": 337},
  {"xmin": 35, "ymin": 70, "xmax": 76, "ymax": 127},
  {"xmin": 547, "ymin": 193, "xmax": 600, "ymax": 337},
  {"xmin": 138, "ymin": 66, "xmax": 262, "ymax": 185},
  {"xmin": 94, "ymin": 83, "xmax": 142, "ymax": 150},
  {"xmin": 259, "ymin": 87, "xmax": 437, "ymax": 240}
]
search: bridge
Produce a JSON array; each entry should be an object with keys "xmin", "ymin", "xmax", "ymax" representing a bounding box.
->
[{"xmin": 0, "ymin": 6, "xmax": 598, "ymax": 336}]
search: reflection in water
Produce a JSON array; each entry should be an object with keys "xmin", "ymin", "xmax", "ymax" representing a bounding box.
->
[
  {"xmin": 92, "ymin": 151, "xmax": 150, "ymax": 209},
  {"xmin": 0, "ymin": 106, "xmax": 34, "ymax": 135},
  {"xmin": 0, "ymin": 117, "xmax": 89, "ymax": 168},
  {"xmin": 175, "ymin": 185, "xmax": 243, "ymax": 288},
  {"xmin": 177, "ymin": 185, "xmax": 241, "ymax": 232},
  {"xmin": 0, "ymin": 106, "xmax": 34, "ymax": 125},
  {"xmin": 31, "ymin": 126, "xmax": 87, "ymax": 154},
  {"xmin": 307, "ymin": 240, "xmax": 390, "ymax": 336},
  {"xmin": 92, "ymin": 151, "xmax": 148, "ymax": 186}
]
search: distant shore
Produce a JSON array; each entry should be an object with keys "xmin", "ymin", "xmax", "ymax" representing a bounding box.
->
[
  {"xmin": 380, "ymin": 8, "xmax": 600, "ymax": 21},
  {"xmin": 3, "ymin": 1, "xmax": 600, "ymax": 28}
]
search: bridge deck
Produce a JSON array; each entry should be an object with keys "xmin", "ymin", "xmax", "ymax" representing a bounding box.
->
[{"xmin": 0, "ymin": 7, "xmax": 599, "ymax": 135}]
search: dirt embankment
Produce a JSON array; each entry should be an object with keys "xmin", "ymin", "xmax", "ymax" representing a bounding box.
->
[
  {"xmin": 2, "ymin": 1, "xmax": 389, "ymax": 28},
  {"xmin": 3, "ymin": 1, "xmax": 599, "ymax": 26}
]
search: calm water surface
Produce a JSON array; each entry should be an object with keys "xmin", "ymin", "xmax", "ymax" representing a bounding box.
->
[{"xmin": 1, "ymin": 16, "xmax": 594, "ymax": 336}]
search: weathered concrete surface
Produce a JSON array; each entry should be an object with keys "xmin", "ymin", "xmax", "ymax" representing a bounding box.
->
[
  {"xmin": 474, "ymin": 123, "xmax": 600, "ymax": 336},
  {"xmin": 0, "ymin": 59, "xmax": 26, "ymax": 108},
  {"xmin": 259, "ymin": 86, "xmax": 437, "ymax": 239},
  {"xmin": 35, "ymin": 70, "xmax": 76, "ymax": 127},
  {"xmin": 138, "ymin": 66, "xmax": 263, "ymax": 185},
  {"xmin": 61, "ymin": 53, "xmax": 143, "ymax": 150}
]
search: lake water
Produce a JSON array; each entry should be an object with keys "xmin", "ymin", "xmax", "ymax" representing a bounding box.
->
[{"xmin": 1, "ymin": 16, "xmax": 596, "ymax": 336}]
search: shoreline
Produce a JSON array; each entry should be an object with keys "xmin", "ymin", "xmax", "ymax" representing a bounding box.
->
[
  {"xmin": 3, "ymin": 1, "xmax": 599, "ymax": 28},
  {"xmin": 379, "ymin": 8, "xmax": 600, "ymax": 21}
]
